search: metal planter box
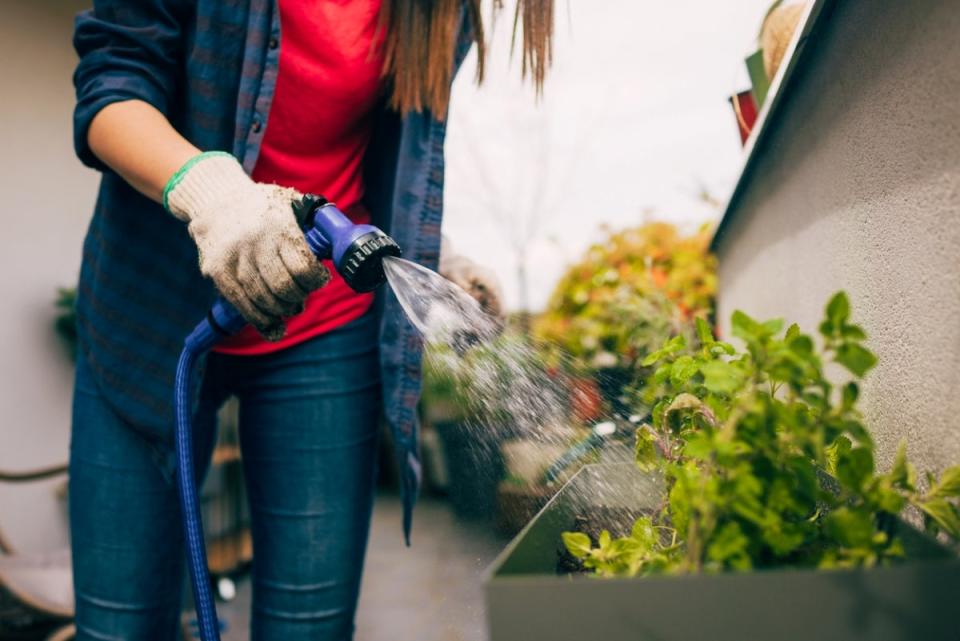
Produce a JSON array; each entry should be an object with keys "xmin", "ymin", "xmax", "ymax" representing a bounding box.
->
[{"xmin": 485, "ymin": 464, "xmax": 960, "ymax": 641}]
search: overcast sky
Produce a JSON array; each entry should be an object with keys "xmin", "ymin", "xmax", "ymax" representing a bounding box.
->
[{"xmin": 443, "ymin": 0, "xmax": 776, "ymax": 312}]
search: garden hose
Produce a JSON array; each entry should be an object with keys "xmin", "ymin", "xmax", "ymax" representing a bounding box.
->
[{"xmin": 174, "ymin": 195, "xmax": 400, "ymax": 641}]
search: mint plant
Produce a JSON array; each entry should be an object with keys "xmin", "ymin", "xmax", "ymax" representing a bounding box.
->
[{"xmin": 563, "ymin": 292, "xmax": 960, "ymax": 577}]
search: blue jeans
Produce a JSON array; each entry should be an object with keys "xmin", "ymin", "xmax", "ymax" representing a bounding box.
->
[{"xmin": 69, "ymin": 313, "xmax": 382, "ymax": 641}]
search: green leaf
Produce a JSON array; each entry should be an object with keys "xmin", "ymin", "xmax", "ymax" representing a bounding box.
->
[
  {"xmin": 607, "ymin": 538, "xmax": 636, "ymax": 559},
  {"xmin": 840, "ymin": 324, "xmax": 867, "ymax": 340},
  {"xmin": 665, "ymin": 334, "xmax": 687, "ymax": 353},
  {"xmin": 918, "ymin": 499, "xmax": 960, "ymax": 538},
  {"xmin": 761, "ymin": 318, "xmax": 784, "ymax": 335},
  {"xmin": 824, "ymin": 507, "xmax": 875, "ymax": 548},
  {"xmin": 826, "ymin": 435, "xmax": 852, "ymax": 476},
  {"xmin": 670, "ymin": 355, "xmax": 699, "ymax": 387},
  {"xmin": 631, "ymin": 516, "xmax": 657, "ymax": 548},
  {"xmin": 835, "ymin": 343, "xmax": 877, "ymax": 377},
  {"xmin": 642, "ymin": 335, "xmax": 687, "ymax": 367},
  {"xmin": 653, "ymin": 363, "xmax": 672, "ymax": 385},
  {"xmin": 784, "ymin": 323, "xmax": 800, "ymax": 342},
  {"xmin": 598, "ymin": 530, "xmax": 612, "ymax": 549},
  {"xmin": 635, "ymin": 427, "xmax": 658, "ymax": 472},
  {"xmin": 707, "ymin": 521, "xmax": 749, "ymax": 565},
  {"xmin": 888, "ymin": 440, "xmax": 915, "ymax": 491},
  {"xmin": 666, "ymin": 392, "xmax": 707, "ymax": 412},
  {"xmin": 695, "ymin": 317, "xmax": 714, "ymax": 345},
  {"xmin": 732, "ymin": 310, "xmax": 785, "ymax": 343},
  {"xmin": 641, "ymin": 350, "xmax": 664, "ymax": 367},
  {"xmin": 711, "ymin": 341, "xmax": 736, "ymax": 356},
  {"xmin": 826, "ymin": 291, "xmax": 851, "ymax": 330},
  {"xmin": 701, "ymin": 361, "xmax": 746, "ymax": 395},
  {"xmin": 928, "ymin": 466, "xmax": 960, "ymax": 499},
  {"xmin": 731, "ymin": 310, "xmax": 761, "ymax": 342},
  {"xmin": 842, "ymin": 419, "xmax": 873, "ymax": 448},
  {"xmin": 819, "ymin": 320, "xmax": 834, "ymax": 337},
  {"xmin": 683, "ymin": 432, "xmax": 714, "ymax": 460},
  {"xmin": 836, "ymin": 447, "xmax": 874, "ymax": 491},
  {"xmin": 841, "ymin": 382, "xmax": 859, "ymax": 410},
  {"xmin": 872, "ymin": 485, "xmax": 906, "ymax": 514},
  {"xmin": 562, "ymin": 532, "xmax": 592, "ymax": 559},
  {"xmin": 763, "ymin": 521, "xmax": 806, "ymax": 556},
  {"xmin": 787, "ymin": 335, "xmax": 815, "ymax": 362},
  {"xmin": 651, "ymin": 398, "xmax": 670, "ymax": 429}
]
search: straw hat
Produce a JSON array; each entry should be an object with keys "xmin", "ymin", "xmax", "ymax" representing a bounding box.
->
[{"xmin": 761, "ymin": 2, "xmax": 807, "ymax": 80}]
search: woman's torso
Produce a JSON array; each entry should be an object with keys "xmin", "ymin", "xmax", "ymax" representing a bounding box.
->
[{"xmin": 215, "ymin": 0, "xmax": 386, "ymax": 355}]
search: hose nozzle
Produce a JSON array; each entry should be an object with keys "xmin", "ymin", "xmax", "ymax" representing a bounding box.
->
[
  {"xmin": 197, "ymin": 194, "xmax": 401, "ymax": 346},
  {"xmin": 296, "ymin": 194, "xmax": 401, "ymax": 292}
]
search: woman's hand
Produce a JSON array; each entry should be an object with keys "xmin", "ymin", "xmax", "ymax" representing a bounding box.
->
[
  {"xmin": 439, "ymin": 237, "xmax": 504, "ymax": 318},
  {"xmin": 164, "ymin": 153, "xmax": 329, "ymax": 339},
  {"xmin": 87, "ymin": 101, "xmax": 327, "ymax": 339}
]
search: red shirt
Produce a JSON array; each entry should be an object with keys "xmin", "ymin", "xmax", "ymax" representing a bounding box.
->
[{"xmin": 214, "ymin": 0, "xmax": 384, "ymax": 355}]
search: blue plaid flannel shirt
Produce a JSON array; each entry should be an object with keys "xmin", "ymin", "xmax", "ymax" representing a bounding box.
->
[{"xmin": 72, "ymin": 0, "xmax": 473, "ymax": 542}]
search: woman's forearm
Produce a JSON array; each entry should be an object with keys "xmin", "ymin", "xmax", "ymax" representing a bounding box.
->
[{"xmin": 87, "ymin": 100, "xmax": 201, "ymax": 203}]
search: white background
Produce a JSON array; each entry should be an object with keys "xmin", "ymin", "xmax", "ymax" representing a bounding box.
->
[{"xmin": 444, "ymin": 0, "xmax": 776, "ymax": 312}]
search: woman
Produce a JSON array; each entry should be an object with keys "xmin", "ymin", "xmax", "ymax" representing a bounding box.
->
[{"xmin": 69, "ymin": 1, "xmax": 552, "ymax": 639}]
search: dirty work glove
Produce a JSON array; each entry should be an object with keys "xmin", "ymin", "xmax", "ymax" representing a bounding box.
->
[
  {"xmin": 164, "ymin": 151, "xmax": 330, "ymax": 340},
  {"xmin": 439, "ymin": 236, "xmax": 504, "ymax": 318}
]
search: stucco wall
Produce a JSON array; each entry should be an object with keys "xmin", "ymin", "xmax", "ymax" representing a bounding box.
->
[
  {"xmin": 713, "ymin": 0, "xmax": 960, "ymax": 475},
  {"xmin": 0, "ymin": 1, "xmax": 98, "ymax": 552}
]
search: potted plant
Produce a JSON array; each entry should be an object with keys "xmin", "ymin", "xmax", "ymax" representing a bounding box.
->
[
  {"xmin": 485, "ymin": 292, "xmax": 960, "ymax": 641},
  {"xmin": 496, "ymin": 438, "xmax": 572, "ymax": 536},
  {"xmin": 53, "ymin": 286, "xmax": 77, "ymax": 361}
]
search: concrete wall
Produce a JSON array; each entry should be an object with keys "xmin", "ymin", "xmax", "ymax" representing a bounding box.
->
[
  {"xmin": 713, "ymin": 0, "xmax": 960, "ymax": 475},
  {"xmin": 0, "ymin": 0, "xmax": 98, "ymax": 552}
]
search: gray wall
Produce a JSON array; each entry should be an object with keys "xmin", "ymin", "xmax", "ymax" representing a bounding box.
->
[
  {"xmin": 714, "ymin": 0, "xmax": 960, "ymax": 475},
  {"xmin": 0, "ymin": 1, "xmax": 98, "ymax": 552}
]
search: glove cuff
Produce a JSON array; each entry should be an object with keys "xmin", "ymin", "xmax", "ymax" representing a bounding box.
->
[{"xmin": 163, "ymin": 151, "xmax": 252, "ymax": 222}]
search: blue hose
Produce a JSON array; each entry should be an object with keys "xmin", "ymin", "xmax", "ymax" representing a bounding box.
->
[{"xmin": 176, "ymin": 321, "xmax": 225, "ymax": 641}]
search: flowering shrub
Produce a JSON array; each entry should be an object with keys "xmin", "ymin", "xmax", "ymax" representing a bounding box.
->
[{"xmin": 534, "ymin": 222, "xmax": 716, "ymax": 375}]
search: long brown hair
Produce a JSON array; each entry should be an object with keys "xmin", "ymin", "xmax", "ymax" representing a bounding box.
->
[{"xmin": 379, "ymin": 0, "xmax": 554, "ymax": 117}]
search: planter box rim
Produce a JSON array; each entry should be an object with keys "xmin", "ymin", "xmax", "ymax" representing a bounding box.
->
[
  {"xmin": 485, "ymin": 462, "xmax": 959, "ymax": 582},
  {"xmin": 488, "ymin": 553, "xmax": 960, "ymax": 584},
  {"xmin": 484, "ymin": 462, "xmax": 960, "ymax": 641}
]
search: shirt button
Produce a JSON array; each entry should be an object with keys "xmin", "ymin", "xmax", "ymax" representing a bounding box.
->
[
  {"xmin": 269, "ymin": 36, "xmax": 279, "ymax": 50},
  {"xmin": 252, "ymin": 118, "xmax": 262, "ymax": 134}
]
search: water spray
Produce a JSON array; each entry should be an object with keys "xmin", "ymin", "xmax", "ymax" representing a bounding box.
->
[
  {"xmin": 543, "ymin": 421, "xmax": 618, "ymax": 484},
  {"xmin": 175, "ymin": 195, "xmax": 400, "ymax": 641}
]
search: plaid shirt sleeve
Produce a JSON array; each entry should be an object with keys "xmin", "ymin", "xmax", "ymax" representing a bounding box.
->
[{"xmin": 72, "ymin": 0, "xmax": 191, "ymax": 170}]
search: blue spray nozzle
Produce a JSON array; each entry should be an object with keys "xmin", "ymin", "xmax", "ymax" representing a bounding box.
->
[
  {"xmin": 298, "ymin": 194, "xmax": 402, "ymax": 293},
  {"xmin": 192, "ymin": 194, "xmax": 403, "ymax": 345}
]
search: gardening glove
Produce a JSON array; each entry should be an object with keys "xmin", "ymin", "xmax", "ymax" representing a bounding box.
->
[
  {"xmin": 164, "ymin": 151, "xmax": 330, "ymax": 340},
  {"xmin": 439, "ymin": 235, "xmax": 504, "ymax": 319}
]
